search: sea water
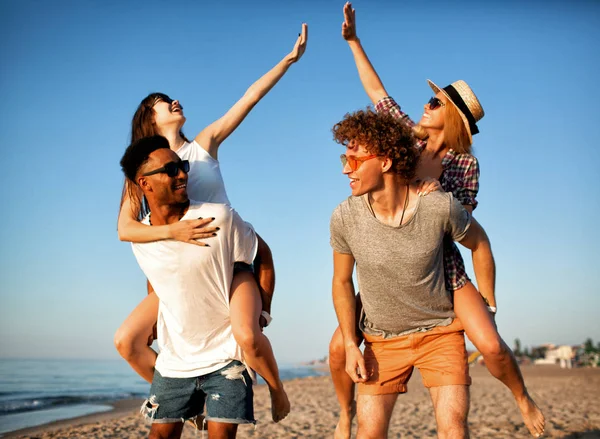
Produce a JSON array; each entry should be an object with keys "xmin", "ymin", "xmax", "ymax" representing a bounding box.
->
[{"xmin": 0, "ymin": 358, "xmax": 326, "ymax": 435}]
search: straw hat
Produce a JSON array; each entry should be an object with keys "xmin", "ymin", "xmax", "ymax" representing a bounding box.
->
[{"xmin": 427, "ymin": 79, "xmax": 484, "ymax": 143}]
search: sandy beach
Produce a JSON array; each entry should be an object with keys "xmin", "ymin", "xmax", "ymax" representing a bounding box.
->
[{"xmin": 6, "ymin": 365, "xmax": 600, "ymax": 438}]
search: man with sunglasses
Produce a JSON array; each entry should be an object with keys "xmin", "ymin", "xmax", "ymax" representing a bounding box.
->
[
  {"xmin": 120, "ymin": 135, "xmax": 258, "ymax": 438},
  {"xmin": 330, "ymin": 109, "xmax": 495, "ymax": 438}
]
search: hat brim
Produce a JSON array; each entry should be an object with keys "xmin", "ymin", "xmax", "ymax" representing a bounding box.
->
[{"xmin": 427, "ymin": 79, "xmax": 473, "ymax": 145}]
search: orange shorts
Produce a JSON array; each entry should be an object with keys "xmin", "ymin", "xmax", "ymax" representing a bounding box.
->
[{"xmin": 358, "ymin": 319, "xmax": 471, "ymax": 395}]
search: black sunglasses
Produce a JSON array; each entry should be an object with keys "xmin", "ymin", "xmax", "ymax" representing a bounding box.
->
[
  {"xmin": 142, "ymin": 160, "xmax": 190, "ymax": 177},
  {"xmin": 427, "ymin": 97, "xmax": 446, "ymax": 110},
  {"xmin": 152, "ymin": 96, "xmax": 174, "ymax": 106}
]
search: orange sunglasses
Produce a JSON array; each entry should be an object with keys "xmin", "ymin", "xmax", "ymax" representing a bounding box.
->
[{"xmin": 340, "ymin": 154, "xmax": 378, "ymax": 171}]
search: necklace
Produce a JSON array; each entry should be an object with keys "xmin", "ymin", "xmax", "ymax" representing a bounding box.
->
[
  {"xmin": 398, "ymin": 184, "xmax": 409, "ymax": 227},
  {"xmin": 148, "ymin": 203, "xmax": 187, "ymax": 226},
  {"xmin": 367, "ymin": 184, "xmax": 410, "ymax": 227}
]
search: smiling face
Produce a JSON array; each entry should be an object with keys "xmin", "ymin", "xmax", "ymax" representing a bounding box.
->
[
  {"xmin": 418, "ymin": 91, "xmax": 447, "ymax": 131},
  {"xmin": 138, "ymin": 148, "xmax": 189, "ymax": 206},
  {"xmin": 343, "ymin": 140, "xmax": 387, "ymax": 197},
  {"xmin": 152, "ymin": 96, "xmax": 186, "ymax": 134}
]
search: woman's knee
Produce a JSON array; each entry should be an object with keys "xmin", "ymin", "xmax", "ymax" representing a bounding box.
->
[
  {"xmin": 233, "ymin": 325, "xmax": 261, "ymax": 355},
  {"xmin": 478, "ymin": 334, "xmax": 506, "ymax": 358},
  {"xmin": 114, "ymin": 327, "xmax": 135, "ymax": 359}
]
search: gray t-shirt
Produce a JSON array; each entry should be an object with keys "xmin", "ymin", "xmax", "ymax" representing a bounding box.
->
[{"xmin": 330, "ymin": 191, "xmax": 471, "ymax": 338}]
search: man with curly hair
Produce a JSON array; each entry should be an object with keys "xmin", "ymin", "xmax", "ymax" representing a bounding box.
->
[{"xmin": 329, "ymin": 109, "xmax": 494, "ymax": 438}]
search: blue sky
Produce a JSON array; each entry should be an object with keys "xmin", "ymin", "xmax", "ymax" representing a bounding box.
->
[{"xmin": 1, "ymin": 0, "xmax": 599, "ymax": 364}]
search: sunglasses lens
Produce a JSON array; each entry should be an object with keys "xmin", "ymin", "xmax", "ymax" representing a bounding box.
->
[
  {"xmin": 428, "ymin": 97, "xmax": 438, "ymax": 109},
  {"xmin": 349, "ymin": 157, "xmax": 359, "ymax": 171},
  {"xmin": 340, "ymin": 154, "xmax": 347, "ymax": 167},
  {"xmin": 181, "ymin": 160, "xmax": 190, "ymax": 174},
  {"xmin": 164, "ymin": 163, "xmax": 177, "ymax": 177}
]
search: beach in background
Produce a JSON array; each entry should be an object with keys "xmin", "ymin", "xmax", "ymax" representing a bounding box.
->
[
  {"xmin": 0, "ymin": 359, "xmax": 327, "ymax": 437},
  {"xmin": 2, "ymin": 364, "xmax": 599, "ymax": 438}
]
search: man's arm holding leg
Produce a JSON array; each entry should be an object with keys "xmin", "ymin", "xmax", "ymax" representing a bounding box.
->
[
  {"xmin": 254, "ymin": 233, "xmax": 275, "ymax": 328},
  {"xmin": 332, "ymin": 251, "xmax": 367, "ymax": 383}
]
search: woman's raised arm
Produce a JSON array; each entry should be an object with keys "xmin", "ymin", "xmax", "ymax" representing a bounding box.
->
[
  {"xmin": 196, "ymin": 23, "xmax": 308, "ymax": 159},
  {"xmin": 343, "ymin": 2, "xmax": 389, "ymax": 105}
]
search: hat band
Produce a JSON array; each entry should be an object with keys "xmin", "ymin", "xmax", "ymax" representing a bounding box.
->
[{"xmin": 443, "ymin": 85, "xmax": 479, "ymax": 135}]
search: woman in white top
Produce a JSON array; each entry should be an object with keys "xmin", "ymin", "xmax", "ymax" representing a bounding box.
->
[{"xmin": 114, "ymin": 24, "xmax": 308, "ymax": 423}]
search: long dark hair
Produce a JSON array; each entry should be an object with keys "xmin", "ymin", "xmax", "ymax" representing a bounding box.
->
[{"xmin": 120, "ymin": 93, "xmax": 190, "ymax": 221}]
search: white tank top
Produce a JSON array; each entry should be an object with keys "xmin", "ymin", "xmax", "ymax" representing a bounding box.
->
[{"xmin": 175, "ymin": 140, "xmax": 230, "ymax": 205}]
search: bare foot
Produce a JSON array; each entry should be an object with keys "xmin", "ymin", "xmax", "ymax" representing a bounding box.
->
[
  {"xmin": 186, "ymin": 415, "xmax": 207, "ymax": 430},
  {"xmin": 517, "ymin": 393, "xmax": 545, "ymax": 437},
  {"xmin": 270, "ymin": 385, "xmax": 291, "ymax": 422},
  {"xmin": 334, "ymin": 400, "xmax": 356, "ymax": 439}
]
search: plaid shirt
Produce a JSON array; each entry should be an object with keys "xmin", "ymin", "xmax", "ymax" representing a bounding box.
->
[{"xmin": 375, "ymin": 96, "xmax": 481, "ymax": 291}]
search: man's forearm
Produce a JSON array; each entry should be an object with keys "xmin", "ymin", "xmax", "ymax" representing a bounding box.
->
[
  {"xmin": 254, "ymin": 235, "xmax": 275, "ymax": 314},
  {"xmin": 254, "ymin": 260, "xmax": 274, "ymax": 314},
  {"xmin": 332, "ymin": 278, "xmax": 359, "ymax": 347}
]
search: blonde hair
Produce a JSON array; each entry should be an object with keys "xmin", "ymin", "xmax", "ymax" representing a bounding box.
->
[{"xmin": 442, "ymin": 103, "xmax": 472, "ymax": 154}]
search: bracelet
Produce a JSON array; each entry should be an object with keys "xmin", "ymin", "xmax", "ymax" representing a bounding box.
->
[
  {"xmin": 260, "ymin": 311, "xmax": 273, "ymax": 327},
  {"xmin": 487, "ymin": 306, "xmax": 497, "ymax": 314}
]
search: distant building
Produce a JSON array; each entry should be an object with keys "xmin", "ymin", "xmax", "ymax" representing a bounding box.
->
[{"xmin": 533, "ymin": 344, "xmax": 574, "ymax": 368}]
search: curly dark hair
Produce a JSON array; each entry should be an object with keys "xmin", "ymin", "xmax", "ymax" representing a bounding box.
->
[{"xmin": 332, "ymin": 109, "xmax": 419, "ymax": 182}]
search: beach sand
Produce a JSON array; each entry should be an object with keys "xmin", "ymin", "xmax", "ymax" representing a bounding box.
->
[{"xmin": 6, "ymin": 365, "xmax": 600, "ymax": 438}]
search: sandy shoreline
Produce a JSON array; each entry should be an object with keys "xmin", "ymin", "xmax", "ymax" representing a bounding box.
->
[{"xmin": 6, "ymin": 365, "xmax": 600, "ymax": 438}]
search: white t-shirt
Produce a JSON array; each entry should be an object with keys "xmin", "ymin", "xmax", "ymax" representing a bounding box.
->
[
  {"xmin": 132, "ymin": 202, "xmax": 258, "ymax": 378},
  {"xmin": 175, "ymin": 140, "xmax": 230, "ymax": 205}
]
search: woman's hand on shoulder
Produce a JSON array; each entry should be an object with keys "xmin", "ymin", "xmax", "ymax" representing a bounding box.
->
[
  {"xmin": 417, "ymin": 178, "xmax": 442, "ymax": 197},
  {"xmin": 168, "ymin": 217, "xmax": 219, "ymax": 246},
  {"xmin": 287, "ymin": 23, "xmax": 308, "ymax": 64},
  {"xmin": 342, "ymin": 2, "xmax": 358, "ymax": 41}
]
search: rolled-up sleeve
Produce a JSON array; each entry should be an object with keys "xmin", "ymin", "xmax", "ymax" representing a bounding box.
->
[
  {"xmin": 453, "ymin": 156, "xmax": 480, "ymax": 209},
  {"xmin": 375, "ymin": 96, "xmax": 415, "ymax": 127}
]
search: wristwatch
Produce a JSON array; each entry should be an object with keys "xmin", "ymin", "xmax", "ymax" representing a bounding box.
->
[{"xmin": 260, "ymin": 311, "xmax": 273, "ymax": 327}]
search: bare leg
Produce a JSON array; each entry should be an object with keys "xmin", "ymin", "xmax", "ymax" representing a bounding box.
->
[
  {"xmin": 356, "ymin": 393, "xmax": 398, "ymax": 439},
  {"xmin": 230, "ymin": 271, "xmax": 290, "ymax": 422},
  {"xmin": 455, "ymin": 281, "xmax": 545, "ymax": 437},
  {"xmin": 114, "ymin": 292, "xmax": 159, "ymax": 383},
  {"xmin": 207, "ymin": 421, "xmax": 239, "ymax": 439},
  {"xmin": 429, "ymin": 385, "xmax": 470, "ymax": 439},
  {"xmin": 148, "ymin": 422, "xmax": 184, "ymax": 439},
  {"xmin": 329, "ymin": 327, "xmax": 357, "ymax": 439}
]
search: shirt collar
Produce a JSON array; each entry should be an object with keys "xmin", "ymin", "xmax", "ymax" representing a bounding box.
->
[{"xmin": 441, "ymin": 149, "xmax": 457, "ymax": 169}]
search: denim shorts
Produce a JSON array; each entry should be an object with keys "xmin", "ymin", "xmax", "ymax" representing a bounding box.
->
[
  {"xmin": 141, "ymin": 360, "xmax": 255, "ymax": 425},
  {"xmin": 233, "ymin": 262, "xmax": 254, "ymax": 275}
]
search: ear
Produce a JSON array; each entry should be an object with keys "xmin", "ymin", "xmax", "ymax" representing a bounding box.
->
[
  {"xmin": 137, "ymin": 176, "xmax": 152, "ymax": 192},
  {"xmin": 381, "ymin": 156, "xmax": 393, "ymax": 173}
]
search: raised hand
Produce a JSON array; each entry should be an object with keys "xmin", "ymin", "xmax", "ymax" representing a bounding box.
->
[
  {"xmin": 342, "ymin": 2, "xmax": 357, "ymax": 41},
  {"xmin": 288, "ymin": 23, "xmax": 308, "ymax": 63}
]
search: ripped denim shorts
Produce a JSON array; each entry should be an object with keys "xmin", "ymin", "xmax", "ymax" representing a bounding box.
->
[{"xmin": 141, "ymin": 360, "xmax": 255, "ymax": 425}]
